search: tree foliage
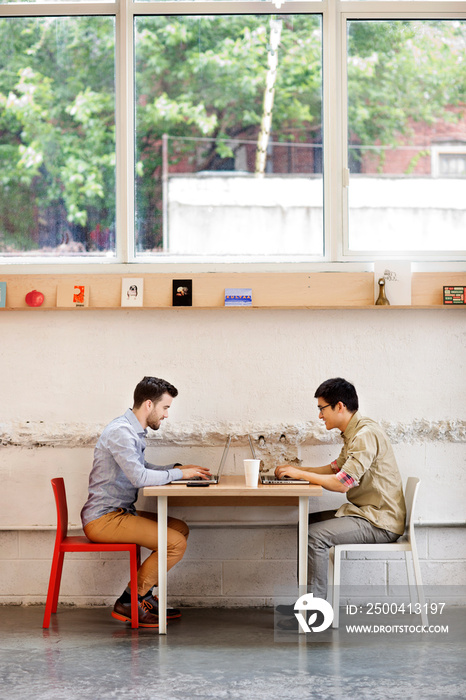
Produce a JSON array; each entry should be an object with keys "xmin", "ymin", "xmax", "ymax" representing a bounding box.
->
[
  {"xmin": 347, "ymin": 20, "xmax": 466, "ymax": 147},
  {"xmin": 0, "ymin": 14, "xmax": 464, "ymax": 253},
  {"xmin": 134, "ymin": 15, "xmax": 322, "ymax": 248},
  {"xmin": 0, "ymin": 17, "xmax": 115, "ymax": 251}
]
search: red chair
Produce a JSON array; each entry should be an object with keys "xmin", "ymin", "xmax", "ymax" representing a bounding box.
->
[{"xmin": 43, "ymin": 478, "xmax": 141, "ymax": 629}]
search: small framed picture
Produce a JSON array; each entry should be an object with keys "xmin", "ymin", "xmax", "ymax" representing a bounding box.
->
[
  {"xmin": 0, "ymin": 281, "xmax": 6, "ymax": 308},
  {"xmin": 225, "ymin": 288, "xmax": 252, "ymax": 307},
  {"xmin": 57, "ymin": 283, "xmax": 89, "ymax": 308},
  {"xmin": 443, "ymin": 286, "xmax": 465, "ymax": 305},
  {"xmin": 172, "ymin": 279, "xmax": 192, "ymax": 306},
  {"xmin": 373, "ymin": 261, "xmax": 411, "ymax": 306},
  {"xmin": 121, "ymin": 278, "xmax": 144, "ymax": 307}
]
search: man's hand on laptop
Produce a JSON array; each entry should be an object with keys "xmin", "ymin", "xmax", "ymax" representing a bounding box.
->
[
  {"xmin": 275, "ymin": 464, "xmax": 306, "ymax": 481},
  {"xmin": 179, "ymin": 465, "xmax": 212, "ymax": 480}
]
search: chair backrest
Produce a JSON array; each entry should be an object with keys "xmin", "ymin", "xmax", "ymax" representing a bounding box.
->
[
  {"xmin": 403, "ymin": 477, "xmax": 420, "ymax": 540},
  {"xmin": 51, "ymin": 478, "xmax": 69, "ymax": 543}
]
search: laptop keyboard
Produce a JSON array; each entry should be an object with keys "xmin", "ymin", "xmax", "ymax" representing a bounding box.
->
[
  {"xmin": 261, "ymin": 476, "xmax": 308, "ymax": 484},
  {"xmin": 186, "ymin": 475, "xmax": 218, "ymax": 482}
]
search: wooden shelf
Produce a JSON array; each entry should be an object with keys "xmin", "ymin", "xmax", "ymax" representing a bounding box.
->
[{"xmin": 0, "ymin": 272, "xmax": 465, "ymax": 310}]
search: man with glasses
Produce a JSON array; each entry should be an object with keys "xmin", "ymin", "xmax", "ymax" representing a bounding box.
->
[{"xmin": 275, "ymin": 377, "xmax": 406, "ymax": 605}]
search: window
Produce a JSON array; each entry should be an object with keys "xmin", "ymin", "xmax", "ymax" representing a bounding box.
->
[
  {"xmin": 346, "ymin": 19, "xmax": 466, "ymax": 255},
  {"xmin": 0, "ymin": 16, "xmax": 116, "ymax": 258},
  {"xmin": 431, "ymin": 143, "xmax": 466, "ymax": 177},
  {"xmin": 134, "ymin": 14, "xmax": 323, "ymax": 258},
  {"xmin": 0, "ymin": 1, "xmax": 464, "ymax": 264}
]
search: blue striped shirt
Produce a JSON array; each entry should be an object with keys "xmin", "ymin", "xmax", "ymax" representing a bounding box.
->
[{"xmin": 81, "ymin": 408, "xmax": 183, "ymax": 527}]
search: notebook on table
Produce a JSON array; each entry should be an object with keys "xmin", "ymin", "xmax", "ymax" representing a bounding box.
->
[
  {"xmin": 247, "ymin": 435, "xmax": 309, "ymax": 485},
  {"xmin": 177, "ymin": 435, "xmax": 231, "ymax": 484}
]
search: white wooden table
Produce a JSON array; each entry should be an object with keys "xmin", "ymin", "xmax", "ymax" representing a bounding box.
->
[{"xmin": 142, "ymin": 475, "xmax": 322, "ymax": 633}]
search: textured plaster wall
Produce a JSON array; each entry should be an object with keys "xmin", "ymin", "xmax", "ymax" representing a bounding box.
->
[{"xmin": 0, "ymin": 307, "xmax": 465, "ymax": 605}]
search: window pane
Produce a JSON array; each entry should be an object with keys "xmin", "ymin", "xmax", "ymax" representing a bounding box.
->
[
  {"xmin": 135, "ymin": 0, "xmax": 321, "ymax": 3},
  {"xmin": 0, "ymin": 0, "xmax": 115, "ymax": 4},
  {"xmin": 347, "ymin": 20, "xmax": 466, "ymax": 253},
  {"xmin": 342, "ymin": 0, "xmax": 456, "ymax": 2},
  {"xmin": 0, "ymin": 17, "xmax": 116, "ymax": 257},
  {"xmin": 134, "ymin": 15, "xmax": 323, "ymax": 258}
]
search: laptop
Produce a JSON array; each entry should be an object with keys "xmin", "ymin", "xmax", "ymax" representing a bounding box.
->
[
  {"xmin": 177, "ymin": 436, "xmax": 231, "ymax": 484},
  {"xmin": 247, "ymin": 435, "xmax": 309, "ymax": 485}
]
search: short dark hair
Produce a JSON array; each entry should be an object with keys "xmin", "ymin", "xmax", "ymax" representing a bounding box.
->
[
  {"xmin": 133, "ymin": 376, "xmax": 178, "ymax": 408},
  {"xmin": 314, "ymin": 377, "xmax": 359, "ymax": 412}
]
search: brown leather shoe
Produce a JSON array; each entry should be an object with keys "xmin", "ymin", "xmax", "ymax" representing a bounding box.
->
[
  {"xmin": 112, "ymin": 599, "xmax": 159, "ymax": 628},
  {"xmin": 142, "ymin": 594, "xmax": 182, "ymax": 620}
]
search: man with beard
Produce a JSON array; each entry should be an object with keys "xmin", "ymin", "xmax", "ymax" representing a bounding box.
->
[{"xmin": 81, "ymin": 376, "xmax": 210, "ymax": 627}]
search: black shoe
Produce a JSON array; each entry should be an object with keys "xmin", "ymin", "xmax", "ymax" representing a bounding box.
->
[
  {"xmin": 276, "ymin": 616, "xmax": 299, "ymax": 631},
  {"xmin": 141, "ymin": 593, "xmax": 182, "ymax": 620},
  {"xmin": 275, "ymin": 603, "xmax": 296, "ymax": 616}
]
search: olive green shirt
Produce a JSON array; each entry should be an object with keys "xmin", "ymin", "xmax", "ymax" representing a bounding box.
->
[{"xmin": 335, "ymin": 412, "xmax": 406, "ymax": 535}]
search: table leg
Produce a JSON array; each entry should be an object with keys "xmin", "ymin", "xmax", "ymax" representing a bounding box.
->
[
  {"xmin": 298, "ymin": 496, "xmax": 309, "ymax": 588},
  {"xmin": 157, "ymin": 495, "xmax": 168, "ymax": 635},
  {"xmin": 298, "ymin": 496, "xmax": 309, "ymax": 634}
]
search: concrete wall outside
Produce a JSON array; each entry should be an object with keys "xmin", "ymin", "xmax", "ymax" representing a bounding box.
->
[{"xmin": 168, "ymin": 175, "xmax": 465, "ymax": 254}]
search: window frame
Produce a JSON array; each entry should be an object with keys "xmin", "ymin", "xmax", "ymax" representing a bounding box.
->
[
  {"xmin": 0, "ymin": 0, "xmax": 465, "ymax": 270},
  {"xmin": 340, "ymin": 7, "xmax": 466, "ymax": 263}
]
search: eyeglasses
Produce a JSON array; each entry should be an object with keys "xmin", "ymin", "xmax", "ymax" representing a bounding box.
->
[{"xmin": 317, "ymin": 404, "xmax": 332, "ymax": 413}]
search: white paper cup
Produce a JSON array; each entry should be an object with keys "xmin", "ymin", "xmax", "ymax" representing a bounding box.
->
[{"xmin": 244, "ymin": 459, "xmax": 260, "ymax": 488}]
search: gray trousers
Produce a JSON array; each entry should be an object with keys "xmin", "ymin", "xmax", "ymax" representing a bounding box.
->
[{"xmin": 308, "ymin": 510, "xmax": 400, "ymax": 600}]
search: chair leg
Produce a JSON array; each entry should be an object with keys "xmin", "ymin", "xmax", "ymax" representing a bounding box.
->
[
  {"xmin": 410, "ymin": 546, "xmax": 428, "ymax": 628},
  {"xmin": 129, "ymin": 549, "xmax": 139, "ymax": 629},
  {"xmin": 332, "ymin": 547, "xmax": 342, "ymax": 628},
  {"xmin": 43, "ymin": 550, "xmax": 64, "ymax": 629},
  {"xmin": 51, "ymin": 552, "xmax": 65, "ymax": 614},
  {"xmin": 405, "ymin": 551, "xmax": 417, "ymax": 607},
  {"xmin": 328, "ymin": 547, "xmax": 335, "ymax": 608}
]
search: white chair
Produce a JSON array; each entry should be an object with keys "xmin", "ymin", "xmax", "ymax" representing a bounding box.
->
[{"xmin": 328, "ymin": 477, "xmax": 428, "ymax": 628}]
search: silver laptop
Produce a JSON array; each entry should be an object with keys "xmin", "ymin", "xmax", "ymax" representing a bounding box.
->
[
  {"xmin": 178, "ymin": 436, "xmax": 231, "ymax": 484},
  {"xmin": 247, "ymin": 435, "xmax": 309, "ymax": 485}
]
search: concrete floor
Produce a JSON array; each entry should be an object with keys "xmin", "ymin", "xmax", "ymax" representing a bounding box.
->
[{"xmin": 2, "ymin": 605, "xmax": 465, "ymax": 700}]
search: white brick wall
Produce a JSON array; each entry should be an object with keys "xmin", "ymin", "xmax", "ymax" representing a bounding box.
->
[
  {"xmin": 1, "ymin": 525, "xmax": 464, "ymax": 607},
  {"xmin": 1, "ymin": 307, "xmax": 464, "ymax": 607}
]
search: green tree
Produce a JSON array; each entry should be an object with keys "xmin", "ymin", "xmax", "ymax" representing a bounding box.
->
[
  {"xmin": 134, "ymin": 15, "xmax": 322, "ymax": 249},
  {"xmin": 0, "ymin": 17, "xmax": 115, "ymax": 252},
  {"xmin": 347, "ymin": 20, "xmax": 466, "ymax": 168},
  {"xmin": 0, "ymin": 14, "xmax": 465, "ymax": 253}
]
